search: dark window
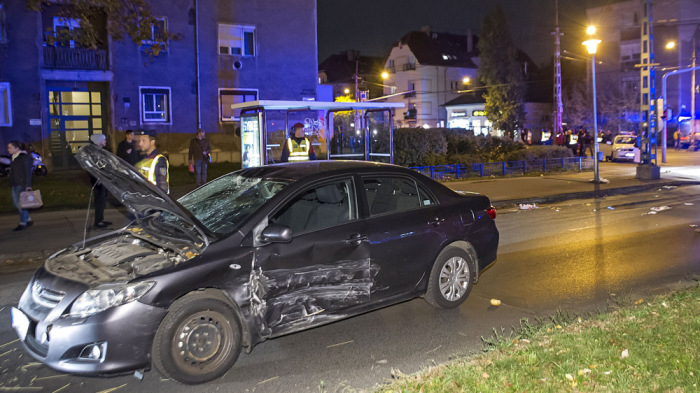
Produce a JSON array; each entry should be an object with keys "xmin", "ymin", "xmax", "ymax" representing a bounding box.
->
[
  {"xmin": 363, "ymin": 177, "xmax": 425, "ymax": 216},
  {"xmin": 220, "ymin": 89, "xmax": 258, "ymax": 121},
  {"xmin": 270, "ymin": 179, "xmax": 355, "ymax": 235}
]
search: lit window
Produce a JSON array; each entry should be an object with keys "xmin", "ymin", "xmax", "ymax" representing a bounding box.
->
[
  {"xmin": 140, "ymin": 87, "xmax": 171, "ymax": 123},
  {"xmin": 0, "ymin": 82, "xmax": 12, "ymax": 126},
  {"xmin": 220, "ymin": 89, "xmax": 258, "ymax": 121},
  {"xmin": 219, "ymin": 24, "xmax": 255, "ymax": 56}
]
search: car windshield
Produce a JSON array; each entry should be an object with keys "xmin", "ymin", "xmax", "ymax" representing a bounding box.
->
[
  {"xmin": 616, "ymin": 137, "xmax": 635, "ymax": 144},
  {"xmin": 177, "ymin": 173, "xmax": 289, "ymax": 236}
]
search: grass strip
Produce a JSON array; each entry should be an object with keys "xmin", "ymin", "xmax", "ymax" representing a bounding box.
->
[{"xmin": 379, "ymin": 284, "xmax": 700, "ymax": 392}]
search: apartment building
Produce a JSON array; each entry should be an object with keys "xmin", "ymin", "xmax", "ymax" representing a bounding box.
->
[{"xmin": 0, "ymin": 0, "xmax": 318, "ymax": 169}]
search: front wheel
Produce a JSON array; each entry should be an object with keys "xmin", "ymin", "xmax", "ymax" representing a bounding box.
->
[
  {"xmin": 424, "ymin": 246, "xmax": 476, "ymax": 309},
  {"xmin": 34, "ymin": 166, "xmax": 48, "ymax": 176},
  {"xmin": 152, "ymin": 293, "xmax": 242, "ymax": 384}
]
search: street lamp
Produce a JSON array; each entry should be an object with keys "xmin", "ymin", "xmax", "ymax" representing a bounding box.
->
[
  {"xmin": 462, "ymin": 77, "xmax": 470, "ymax": 84},
  {"xmin": 665, "ymin": 41, "xmax": 676, "ymax": 50},
  {"xmin": 381, "ymin": 71, "xmax": 389, "ymax": 79},
  {"xmin": 583, "ymin": 28, "xmax": 601, "ymax": 183}
]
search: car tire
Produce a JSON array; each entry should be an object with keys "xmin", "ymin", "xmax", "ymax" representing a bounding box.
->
[
  {"xmin": 424, "ymin": 245, "xmax": 476, "ymax": 309},
  {"xmin": 152, "ymin": 292, "xmax": 242, "ymax": 384}
]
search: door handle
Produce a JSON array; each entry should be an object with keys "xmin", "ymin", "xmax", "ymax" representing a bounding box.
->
[
  {"xmin": 428, "ymin": 217, "xmax": 444, "ymax": 226},
  {"xmin": 344, "ymin": 233, "xmax": 367, "ymax": 245}
]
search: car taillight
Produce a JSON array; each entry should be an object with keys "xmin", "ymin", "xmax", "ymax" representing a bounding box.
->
[{"xmin": 486, "ymin": 206, "xmax": 497, "ymax": 220}]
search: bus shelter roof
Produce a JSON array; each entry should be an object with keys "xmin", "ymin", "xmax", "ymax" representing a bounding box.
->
[{"xmin": 230, "ymin": 100, "xmax": 405, "ymax": 112}]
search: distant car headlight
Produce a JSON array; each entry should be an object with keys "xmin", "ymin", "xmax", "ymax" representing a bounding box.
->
[{"xmin": 69, "ymin": 281, "xmax": 155, "ymax": 318}]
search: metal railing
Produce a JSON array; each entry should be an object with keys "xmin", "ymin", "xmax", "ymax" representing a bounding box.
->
[
  {"xmin": 43, "ymin": 46, "xmax": 108, "ymax": 70},
  {"xmin": 411, "ymin": 156, "xmax": 594, "ymax": 180}
]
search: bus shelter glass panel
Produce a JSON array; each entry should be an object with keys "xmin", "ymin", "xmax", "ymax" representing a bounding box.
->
[
  {"xmin": 367, "ymin": 110, "xmax": 392, "ymax": 163},
  {"xmin": 264, "ymin": 111, "xmax": 288, "ymax": 165},
  {"xmin": 287, "ymin": 110, "xmax": 326, "ymax": 160},
  {"xmin": 263, "ymin": 110, "xmax": 326, "ymax": 164},
  {"xmin": 329, "ymin": 110, "xmax": 365, "ymax": 160}
]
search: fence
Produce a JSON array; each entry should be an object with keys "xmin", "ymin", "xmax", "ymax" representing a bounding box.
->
[{"xmin": 410, "ymin": 156, "xmax": 594, "ymax": 180}]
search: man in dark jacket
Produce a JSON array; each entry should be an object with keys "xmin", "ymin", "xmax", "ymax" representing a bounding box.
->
[
  {"xmin": 7, "ymin": 141, "xmax": 33, "ymax": 231},
  {"xmin": 116, "ymin": 129, "xmax": 140, "ymax": 165},
  {"xmin": 188, "ymin": 129, "xmax": 212, "ymax": 186},
  {"xmin": 90, "ymin": 134, "xmax": 112, "ymax": 229}
]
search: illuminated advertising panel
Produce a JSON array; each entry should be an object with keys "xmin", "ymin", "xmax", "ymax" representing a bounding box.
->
[{"xmin": 241, "ymin": 113, "xmax": 263, "ymax": 168}]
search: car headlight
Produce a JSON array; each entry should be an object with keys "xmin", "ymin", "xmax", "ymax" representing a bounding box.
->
[{"xmin": 69, "ymin": 281, "xmax": 155, "ymax": 318}]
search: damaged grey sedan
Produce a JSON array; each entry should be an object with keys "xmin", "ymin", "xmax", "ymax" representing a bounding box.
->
[{"xmin": 11, "ymin": 144, "xmax": 499, "ymax": 384}]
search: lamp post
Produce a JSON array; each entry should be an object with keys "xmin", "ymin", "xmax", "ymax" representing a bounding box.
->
[{"xmin": 583, "ymin": 29, "xmax": 601, "ymax": 184}]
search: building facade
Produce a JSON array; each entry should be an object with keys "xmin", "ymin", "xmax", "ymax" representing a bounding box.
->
[
  {"xmin": 586, "ymin": 0, "xmax": 700, "ymax": 134},
  {"xmin": 0, "ymin": 0, "xmax": 318, "ymax": 169},
  {"xmin": 381, "ymin": 27, "xmax": 479, "ymax": 129}
]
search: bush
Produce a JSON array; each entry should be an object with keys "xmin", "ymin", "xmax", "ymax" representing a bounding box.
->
[
  {"xmin": 393, "ymin": 128, "xmax": 448, "ymax": 166},
  {"xmin": 504, "ymin": 145, "xmax": 574, "ymax": 164}
]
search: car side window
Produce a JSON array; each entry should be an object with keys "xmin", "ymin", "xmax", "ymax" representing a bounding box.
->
[
  {"xmin": 363, "ymin": 177, "xmax": 424, "ymax": 216},
  {"xmin": 270, "ymin": 179, "xmax": 355, "ymax": 235}
]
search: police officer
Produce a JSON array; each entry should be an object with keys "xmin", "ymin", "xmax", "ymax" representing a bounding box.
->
[
  {"xmin": 134, "ymin": 129, "xmax": 169, "ymax": 194},
  {"xmin": 280, "ymin": 122, "xmax": 316, "ymax": 162}
]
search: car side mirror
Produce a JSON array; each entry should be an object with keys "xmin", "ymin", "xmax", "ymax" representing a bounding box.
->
[{"xmin": 260, "ymin": 224, "xmax": 292, "ymax": 243}]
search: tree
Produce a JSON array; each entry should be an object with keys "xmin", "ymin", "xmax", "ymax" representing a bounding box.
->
[
  {"xmin": 597, "ymin": 77, "xmax": 639, "ymax": 132},
  {"xmin": 477, "ymin": 6, "xmax": 525, "ymax": 140},
  {"xmin": 563, "ymin": 80, "xmax": 591, "ymax": 130},
  {"xmin": 27, "ymin": 0, "xmax": 182, "ymax": 56}
]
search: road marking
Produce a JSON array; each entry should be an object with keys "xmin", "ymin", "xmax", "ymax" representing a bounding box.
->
[
  {"xmin": 568, "ymin": 226, "xmax": 596, "ymax": 232},
  {"xmin": 327, "ymin": 340, "xmax": 354, "ymax": 348}
]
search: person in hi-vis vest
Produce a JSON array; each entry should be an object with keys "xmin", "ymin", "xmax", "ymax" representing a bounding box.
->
[
  {"xmin": 280, "ymin": 123, "xmax": 316, "ymax": 162},
  {"xmin": 134, "ymin": 129, "xmax": 170, "ymax": 194}
]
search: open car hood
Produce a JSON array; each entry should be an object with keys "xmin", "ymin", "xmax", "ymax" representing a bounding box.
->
[{"xmin": 75, "ymin": 144, "xmax": 209, "ymax": 250}]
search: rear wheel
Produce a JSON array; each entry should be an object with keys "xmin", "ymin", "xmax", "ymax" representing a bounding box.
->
[
  {"xmin": 152, "ymin": 293, "xmax": 242, "ymax": 384},
  {"xmin": 424, "ymin": 246, "xmax": 476, "ymax": 309}
]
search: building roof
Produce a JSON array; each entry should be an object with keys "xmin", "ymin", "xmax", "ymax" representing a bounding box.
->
[
  {"xmin": 319, "ymin": 52, "xmax": 385, "ymax": 83},
  {"xmin": 392, "ymin": 30, "xmax": 479, "ymax": 68}
]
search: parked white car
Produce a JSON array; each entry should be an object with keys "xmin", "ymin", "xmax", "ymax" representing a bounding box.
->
[{"xmin": 600, "ymin": 135, "xmax": 640, "ymax": 162}]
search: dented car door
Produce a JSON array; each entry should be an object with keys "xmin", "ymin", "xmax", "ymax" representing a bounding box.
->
[{"xmin": 250, "ymin": 178, "xmax": 376, "ymax": 337}]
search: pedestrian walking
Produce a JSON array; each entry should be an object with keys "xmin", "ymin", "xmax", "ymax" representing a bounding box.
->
[
  {"xmin": 134, "ymin": 129, "xmax": 169, "ymax": 193},
  {"xmin": 7, "ymin": 141, "xmax": 34, "ymax": 231},
  {"xmin": 117, "ymin": 129, "xmax": 140, "ymax": 165},
  {"xmin": 89, "ymin": 134, "xmax": 112, "ymax": 229},
  {"xmin": 188, "ymin": 129, "xmax": 212, "ymax": 186},
  {"xmin": 673, "ymin": 130, "xmax": 681, "ymax": 150}
]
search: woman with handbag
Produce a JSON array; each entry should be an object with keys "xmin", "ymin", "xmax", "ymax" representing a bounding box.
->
[{"xmin": 7, "ymin": 141, "xmax": 34, "ymax": 231}]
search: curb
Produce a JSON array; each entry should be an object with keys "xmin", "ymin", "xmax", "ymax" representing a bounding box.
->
[{"xmin": 492, "ymin": 180, "xmax": 700, "ymax": 208}]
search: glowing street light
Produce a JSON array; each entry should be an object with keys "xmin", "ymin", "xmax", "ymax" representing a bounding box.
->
[
  {"xmin": 344, "ymin": 88, "xmax": 350, "ymax": 95},
  {"xmin": 665, "ymin": 41, "xmax": 676, "ymax": 50},
  {"xmin": 462, "ymin": 77, "xmax": 470, "ymax": 84},
  {"xmin": 583, "ymin": 30, "xmax": 601, "ymax": 183},
  {"xmin": 381, "ymin": 71, "xmax": 389, "ymax": 79}
]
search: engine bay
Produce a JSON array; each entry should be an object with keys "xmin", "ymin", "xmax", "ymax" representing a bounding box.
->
[{"xmin": 45, "ymin": 232, "xmax": 197, "ymax": 285}]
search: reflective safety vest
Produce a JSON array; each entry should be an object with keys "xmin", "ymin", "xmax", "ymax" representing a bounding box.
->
[
  {"xmin": 287, "ymin": 137, "xmax": 311, "ymax": 162},
  {"xmin": 137, "ymin": 154, "xmax": 169, "ymax": 193}
]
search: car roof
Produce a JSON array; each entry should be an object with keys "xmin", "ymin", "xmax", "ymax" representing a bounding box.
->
[{"xmin": 237, "ymin": 161, "xmax": 418, "ymax": 182}]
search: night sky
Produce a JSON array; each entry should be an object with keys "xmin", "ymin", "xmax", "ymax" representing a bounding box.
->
[{"xmin": 317, "ymin": 0, "xmax": 616, "ymax": 67}]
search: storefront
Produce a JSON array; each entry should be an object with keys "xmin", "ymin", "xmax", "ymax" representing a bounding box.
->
[{"xmin": 445, "ymin": 105, "xmax": 494, "ymax": 136}]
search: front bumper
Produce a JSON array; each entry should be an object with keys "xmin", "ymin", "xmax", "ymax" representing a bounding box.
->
[{"xmin": 13, "ymin": 276, "xmax": 168, "ymax": 376}]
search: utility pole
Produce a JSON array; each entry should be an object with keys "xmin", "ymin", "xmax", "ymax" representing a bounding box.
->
[
  {"xmin": 553, "ymin": 0, "xmax": 563, "ymax": 141},
  {"xmin": 692, "ymin": 32, "xmax": 697, "ymax": 135},
  {"xmin": 637, "ymin": 0, "xmax": 660, "ymax": 179}
]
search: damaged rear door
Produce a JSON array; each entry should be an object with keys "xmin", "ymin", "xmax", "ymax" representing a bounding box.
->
[{"xmin": 250, "ymin": 178, "xmax": 375, "ymax": 337}]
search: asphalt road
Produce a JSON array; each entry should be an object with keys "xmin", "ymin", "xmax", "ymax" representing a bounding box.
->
[{"xmin": 0, "ymin": 185, "xmax": 698, "ymax": 392}]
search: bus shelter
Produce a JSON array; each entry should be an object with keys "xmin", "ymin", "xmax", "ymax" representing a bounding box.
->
[{"xmin": 230, "ymin": 100, "xmax": 404, "ymax": 168}]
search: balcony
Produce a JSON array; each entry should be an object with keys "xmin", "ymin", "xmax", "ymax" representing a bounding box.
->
[
  {"xmin": 402, "ymin": 63, "xmax": 416, "ymax": 71},
  {"xmin": 43, "ymin": 46, "xmax": 108, "ymax": 71}
]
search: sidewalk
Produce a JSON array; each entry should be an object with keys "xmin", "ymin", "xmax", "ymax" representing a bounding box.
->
[{"xmin": 2, "ymin": 158, "xmax": 699, "ymax": 274}]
